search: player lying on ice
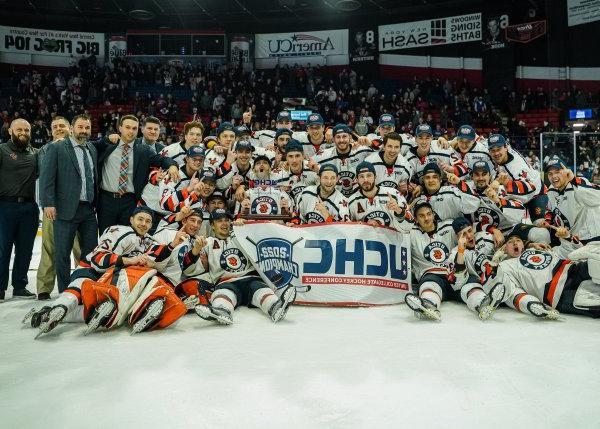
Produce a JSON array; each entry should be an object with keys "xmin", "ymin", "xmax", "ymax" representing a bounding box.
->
[
  {"xmin": 24, "ymin": 206, "xmax": 188, "ymax": 337},
  {"xmin": 181, "ymin": 208, "xmax": 296, "ymax": 325},
  {"xmin": 482, "ymin": 226, "xmax": 600, "ymax": 320}
]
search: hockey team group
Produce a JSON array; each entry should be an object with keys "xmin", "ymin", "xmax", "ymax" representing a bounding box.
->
[{"xmin": 24, "ymin": 110, "xmax": 600, "ymax": 338}]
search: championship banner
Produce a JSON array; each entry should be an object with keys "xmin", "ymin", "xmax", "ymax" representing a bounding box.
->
[
  {"xmin": 482, "ymin": 14, "xmax": 509, "ymax": 50},
  {"xmin": 0, "ymin": 25, "xmax": 104, "ymax": 57},
  {"xmin": 233, "ymin": 222, "xmax": 411, "ymax": 306},
  {"xmin": 379, "ymin": 13, "xmax": 481, "ymax": 51},
  {"xmin": 505, "ymin": 21, "xmax": 547, "ymax": 43},
  {"xmin": 568, "ymin": 0, "xmax": 600, "ymax": 26},
  {"xmin": 108, "ymin": 35, "xmax": 126, "ymax": 63},
  {"xmin": 350, "ymin": 28, "xmax": 377, "ymax": 63},
  {"xmin": 255, "ymin": 29, "xmax": 348, "ymax": 59}
]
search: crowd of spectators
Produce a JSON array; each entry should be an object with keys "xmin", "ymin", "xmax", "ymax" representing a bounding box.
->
[{"xmin": 1, "ymin": 58, "xmax": 600, "ymax": 181}]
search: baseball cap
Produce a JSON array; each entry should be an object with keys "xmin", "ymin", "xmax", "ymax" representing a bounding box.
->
[
  {"xmin": 276, "ymin": 111, "xmax": 292, "ymax": 122},
  {"xmin": 207, "ymin": 191, "xmax": 227, "ymax": 203},
  {"xmin": 216, "ymin": 121, "xmax": 235, "ymax": 137},
  {"xmin": 413, "ymin": 200, "xmax": 433, "ymax": 215},
  {"xmin": 544, "ymin": 156, "xmax": 568, "ymax": 172},
  {"xmin": 356, "ymin": 161, "xmax": 376, "ymax": 175},
  {"xmin": 319, "ymin": 164, "xmax": 339, "ymax": 175},
  {"xmin": 200, "ymin": 169, "xmax": 217, "ymax": 183},
  {"xmin": 210, "ymin": 208, "xmax": 233, "ymax": 222},
  {"xmin": 306, "ymin": 113, "xmax": 324, "ymax": 127},
  {"xmin": 186, "ymin": 145, "xmax": 206, "ymax": 158},
  {"xmin": 275, "ymin": 128, "xmax": 293, "ymax": 139},
  {"xmin": 471, "ymin": 160, "xmax": 491, "ymax": 174},
  {"xmin": 254, "ymin": 154, "xmax": 272, "ymax": 165},
  {"xmin": 235, "ymin": 140, "xmax": 255, "ymax": 152},
  {"xmin": 506, "ymin": 224, "xmax": 530, "ymax": 242},
  {"xmin": 422, "ymin": 162, "xmax": 442, "ymax": 177},
  {"xmin": 284, "ymin": 140, "xmax": 304, "ymax": 154},
  {"xmin": 332, "ymin": 123, "xmax": 351, "ymax": 137},
  {"xmin": 235, "ymin": 125, "xmax": 251, "ymax": 137},
  {"xmin": 415, "ymin": 124, "xmax": 433, "ymax": 136},
  {"xmin": 131, "ymin": 205, "xmax": 153, "ymax": 217},
  {"xmin": 457, "ymin": 125, "xmax": 476, "ymax": 141},
  {"xmin": 488, "ymin": 134, "xmax": 507, "ymax": 149},
  {"xmin": 379, "ymin": 114, "xmax": 395, "ymax": 127},
  {"xmin": 452, "ymin": 217, "xmax": 471, "ymax": 234}
]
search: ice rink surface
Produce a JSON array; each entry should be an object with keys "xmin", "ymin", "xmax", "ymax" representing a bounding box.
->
[{"xmin": 2, "ymin": 238, "xmax": 600, "ymax": 429}]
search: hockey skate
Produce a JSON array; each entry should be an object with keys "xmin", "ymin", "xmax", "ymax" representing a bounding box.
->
[
  {"xmin": 84, "ymin": 299, "xmax": 117, "ymax": 335},
  {"xmin": 35, "ymin": 305, "xmax": 67, "ymax": 339},
  {"xmin": 268, "ymin": 286, "xmax": 297, "ymax": 323},
  {"xmin": 181, "ymin": 295, "xmax": 199, "ymax": 310},
  {"xmin": 22, "ymin": 306, "xmax": 51, "ymax": 327},
  {"xmin": 477, "ymin": 283, "xmax": 507, "ymax": 321},
  {"xmin": 405, "ymin": 294, "xmax": 441, "ymax": 321},
  {"xmin": 194, "ymin": 303, "xmax": 233, "ymax": 325},
  {"xmin": 131, "ymin": 298, "xmax": 165, "ymax": 334},
  {"xmin": 527, "ymin": 302, "xmax": 561, "ymax": 320}
]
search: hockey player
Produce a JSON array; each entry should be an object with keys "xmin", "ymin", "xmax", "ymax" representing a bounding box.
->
[
  {"xmin": 182, "ymin": 208, "xmax": 297, "ymax": 324},
  {"xmin": 403, "ymin": 201, "xmax": 458, "ymax": 321},
  {"xmin": 160, "ymin": 121, "xmax": 205, "ymax": 166},
  {"xmin": 440, "ymin": 125, "xmax": 494, "ymax": 180},
  {"xmin": 411, "ymin": 163, "xmax": 480, "ymax": 221},
  {"xmin": 488, "ymin": 134, "xmax": 547, "ymax": 224},
  {"xmin": 487, "ymin": 228, "xmax": 600, "ymax": 319},
  {"xmin": 250, "ymin": 111, "xmax": 293, "ymax": 149},
  {"xmin": 406, "ymin": 124, "xmax": 456, "ymax": 183},
  {"xmin": 363, "ymin": 132, "xmax": 412, "ymax": 194},
  {"xmin": 545, "ymin": 156, "xmax": 600, "ymax": 244},
  {"xmin": 295, "ymin": 164, "xmax": 350, "ymax": 224},
  {"xmin": 274, "ymin": 140, "xmax": 319, "ymax": 204},
  {"xmin": 446, "ymin": 217, "xmax": 507, "ymax": 320},
  {"xmin": 238, "ymin": 155, "xmax": 293, "ymax": 217},
  {"xmin": 314, "ymin": 123, "xmax": 373, "ymax": 197},
  {"xmin": 204, "ymin": 122, "xmax": 237, "ymax": 176},
  {"xmin": 363, "ymin": 113, "xmax": 414, "ymax": 155},
  {"xmin": 26, "ymin": 206, "xmax": 186, "ymax": 336},
  {"xmin": 347, "ymin": 161, "xmax": 411, "ymax": 231},
  {"xmin": 215, "ymin": 140, "xmax": 255, "ymax": 191},
  {"xmin": 292, "ymin": 113, "xmax": 333, "ymax": 158},
  {"xmin": 160, "ymin": 168, "xmax": 217, "ymax": 216}
]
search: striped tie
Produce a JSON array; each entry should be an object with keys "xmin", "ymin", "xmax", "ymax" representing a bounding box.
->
[{"xmin": 117, "ymin": 143, "xmax": 130, "ymax": 195}]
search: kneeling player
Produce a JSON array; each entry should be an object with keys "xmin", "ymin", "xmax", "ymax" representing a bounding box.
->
[{"xmin": 181, "ymin": 208, "xmax": 296, "ymax": 324}]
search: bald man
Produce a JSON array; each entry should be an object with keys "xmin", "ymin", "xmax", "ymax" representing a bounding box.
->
[{"xmin": 0, "ymin": 119, "xmax": 38, "ymax": 301}]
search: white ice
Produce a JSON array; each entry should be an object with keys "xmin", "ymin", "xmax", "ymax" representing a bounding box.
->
[{"xmin": 1, "ymin": 237, "xmax": 600, "ymax": 429}]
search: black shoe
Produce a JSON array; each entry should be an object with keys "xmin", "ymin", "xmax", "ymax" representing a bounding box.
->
[
  {"xmin": 37, "ymin": 292, "xmax": 51, "ymax": 301},
  {"xmin": 13, "ymin": 288, "xmax": 36, "ymax": 299},
  {"xmin": 0, "ymin": 290, "xmax": 5, "ymax": 302}
]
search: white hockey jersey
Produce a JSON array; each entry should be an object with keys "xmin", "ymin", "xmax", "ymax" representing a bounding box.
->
[
  {"xmin": 292, "ymin": 131, "xmax": 334, "ymax": 158},
  {"xmin": 411, "ymin": 180, "xmax": 481, "ymax": 221},
  {"xmin": 274, "ymin": 163, "xmax": 320, "ymax": 204},
  {"xmin": 405, "ymin": 141, "xmax": 456, "ymax": 182},
  {"xmin": 364, "ymin": 151, "xmax": 412, "ymax": 190},
  {"xmin": 496, "ymin": 149, "xmax": 544, "ymax": 204},
  {"xmin": 140, "ymin": 169, "xmax": 170, "ymax": 215},
  {"xmin": 490, "ymin": 250, "xmax": 574, "ymax": 308},
  {"xmin": 315, "ymin": 145, "xmax": 374, "ymax": 197},
  {"xmin": 347, "ymin": 186, "xmax": 411, "ymax": 232},
  {"xmin": 151, "ymin": 227, "xmax": 195, "ymax": 285},
  {"xmin": 410, "ymin": 220, "xmax": 457, "ymax": 281},
  {"xmin": 181, "ymin": 235, "xmax": 256, "ymax": 284},
  {"xmin": 250, "ymin": 129, "xmax": 276, "ymax": 149},
  {"xmin": 471, "ymin": 187, "xmax": 526, "ymax": 233},
  {"xmin": 547, "ymin": 177, "xmax": 600, "ymax": 243},
  {"xmin": 215, "ymin": 161, "xmax": 253, "ymax": 192},
  {"xmin": 160, "ymin": 142, "xmax": 201, "ymax": 166},
  {"xmin": 296, "ymin": 185, "xmax": 350, "ymax": 223},
  {"xmin": 452, "ymin": 140, "xmax": 495, "ymax": 180}
]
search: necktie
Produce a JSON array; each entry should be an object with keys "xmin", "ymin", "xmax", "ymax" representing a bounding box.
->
[
  {"xmin": 117, "ymin": 143, "xmax": 130, "ymax": 195},
  {"xmin": 77, "ymin": 145, "xmax": 94, "ymax": 201}
]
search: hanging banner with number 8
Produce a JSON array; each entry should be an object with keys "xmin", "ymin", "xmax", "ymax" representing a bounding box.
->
[{"xmin": 350, "ymin": 28, "xmax": 378, "ymax": 63}]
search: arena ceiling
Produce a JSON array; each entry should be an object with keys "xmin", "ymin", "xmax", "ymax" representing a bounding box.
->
[{"xmin": 0, "ymin": 0, "xmax": 489, "ymax": 32}]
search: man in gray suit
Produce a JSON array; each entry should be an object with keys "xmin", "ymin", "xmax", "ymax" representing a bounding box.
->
[{"xmin": 39, "ymin": 114, "xmax": 99, "ymax": 292}]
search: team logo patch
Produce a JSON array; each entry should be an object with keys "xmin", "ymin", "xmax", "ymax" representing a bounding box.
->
[
  {"xmin": 306, "ymin": 212, "xmax": 326, "ymax": 224},
  {"xmin": 338, "ymin": 170, "xmax": 355, "ymax": 195},
  {"xmin": 254, "ymin": 238, "xmax": 301, "ymax": 288},
  {"xmin": 364, "ymin": 210, "xmax": 392, "ymax": 226},
  {"xmin": 519, "ymin": 249, "xmax": 552, "ymax": 270},
  {"xmin": 475, "ymin": 207, "xmax": 500, "ymax": 227},
  {"xmin": 251, "ymin": 195, "xmax": 278, "ymax": 215},
  {"xmin": 308, "ymin": 114, "xmax": 320, "ymax": 122},
  {"xmin": 381, "ymin": 180, "xmax": 398, "ymax": 189},
  {"xmin": 423, "ymin": 242, "xmax": 450, "ymax": 265},
  {"xmin": 291, "ymin": 184, "xmax": 306, "ymax": 200},
  {"xmin": 219, "ymin": 248, "xmax": 248, "ymax": 273}
]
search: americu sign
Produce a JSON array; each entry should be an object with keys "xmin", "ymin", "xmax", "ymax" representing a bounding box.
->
[{"xmin": 255, "ymin": 30, "xmax": 348, "ymax": 59}]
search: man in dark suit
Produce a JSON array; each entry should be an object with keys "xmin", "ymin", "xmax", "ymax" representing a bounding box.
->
[
  {"xmin": 141, "ymin": 116, "xmax": 165, "ymax": 154},
  {"xmin": 39, "ymin": 114, "xmax": 99, "ymax": 293},
  {"xmin": 96, "ymin": 114, "xmax": 179, "ymax": 233}
]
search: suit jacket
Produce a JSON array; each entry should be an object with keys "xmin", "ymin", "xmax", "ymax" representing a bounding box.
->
[
  {"xmin": 39, "ymin": 138, "xmax": 99, "ymax": 221},
  {"xmin": 96, "ymin": 137, "xmax": 176, "ymax": 200}
]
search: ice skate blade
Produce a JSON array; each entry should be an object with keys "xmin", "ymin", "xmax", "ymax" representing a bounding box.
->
[
  {"xmin": 270, "ymin": 286, "xmax": 297, "ymax": 323},
  {"xmin": 405, "ymin": 294, "xmax": 441, "ymax": 321},
  {"xmin": 84, "ymin": 301, "xmax": 116, "ymax": 336},
  {"xmin": 131, "ymin": 299, "xmax": 165, "ymax": 335},
  {"xmin": 194, "ymin": 305, "xmax": 233, "ymax": 325}
]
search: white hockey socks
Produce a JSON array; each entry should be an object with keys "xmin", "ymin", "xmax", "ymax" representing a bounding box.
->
[
  {"xmin": 419, "ymin": 281, "xmax": 442, "ymax": 308},
  {"xmin": 211, "ymin": 289, "xmax": 237, "ymax": 314},
  {"xmin": 251, "ymin": 287, "xmax": 279, "ymax": 315}
]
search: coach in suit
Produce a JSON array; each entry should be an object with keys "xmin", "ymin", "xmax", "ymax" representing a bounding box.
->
[
  {"xmin": 96, "ymin": 114, "xmax": 179, "ymax": 233},
  {"xmin": 39, "ymin": 114, "xmax": 99, "ymax": 292}
]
